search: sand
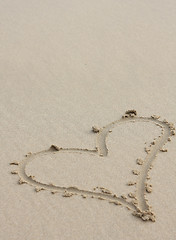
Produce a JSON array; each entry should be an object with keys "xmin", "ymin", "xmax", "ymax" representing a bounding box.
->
[{"xmin": 1, "ymin": 0, "xmax": 176, "ymax": 239}]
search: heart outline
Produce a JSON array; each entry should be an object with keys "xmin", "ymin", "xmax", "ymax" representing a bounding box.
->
[{"xmin": 10, "ymin": 110, "xmax": 175, "ymax": 222}]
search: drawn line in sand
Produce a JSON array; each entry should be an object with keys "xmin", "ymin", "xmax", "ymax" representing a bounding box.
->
[{"xmin": 10, "ymin": 110, "xmax": 175, "ymax": 222}]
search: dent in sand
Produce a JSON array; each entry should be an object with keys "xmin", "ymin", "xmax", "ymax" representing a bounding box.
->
[{"xmin": 10, "ymin": 110, "xmax": 175, "ymax": 222}]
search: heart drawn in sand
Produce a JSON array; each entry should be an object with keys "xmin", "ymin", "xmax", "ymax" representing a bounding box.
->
[{"xmin": 10, "ymin": 110, "xmax": 175, "ymax": 222}]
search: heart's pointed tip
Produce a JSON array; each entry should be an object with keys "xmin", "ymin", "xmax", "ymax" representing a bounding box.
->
[{"xmin": 133, "ymin": 209, "xmax": 156, "ymax": 222}]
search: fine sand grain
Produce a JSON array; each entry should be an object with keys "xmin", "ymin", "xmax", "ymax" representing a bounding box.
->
[{"xmin": 1, "ymin": 1, "xmax": 176, "ymax": 240}]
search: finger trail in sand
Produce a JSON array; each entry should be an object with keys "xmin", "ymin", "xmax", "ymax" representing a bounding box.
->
[{"xmin": 10, "ymin": 110, "xmax": 175, "ymax": 222}]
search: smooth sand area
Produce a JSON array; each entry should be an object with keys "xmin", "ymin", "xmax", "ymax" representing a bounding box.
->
[{"xmin": 1, "ymin": 1, "xmax": 176, "ymax": 239}]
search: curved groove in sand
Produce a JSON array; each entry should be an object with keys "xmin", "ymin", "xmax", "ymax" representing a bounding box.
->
[
  {"xmin": 10, "ymin": 111, "xmax": 175, "ymax": 222},
  {"xmin": 17, "ymin": 148, "xmax": 136, "ymax": 211},
  {"xmin": 97, "ymin": 117, "xmax": 172, "ymax": 214}
]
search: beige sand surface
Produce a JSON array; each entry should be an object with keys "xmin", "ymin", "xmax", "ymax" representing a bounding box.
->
[{"xmin": 1, "ymin": 0, "xmax": 176, "ymax": 239}]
